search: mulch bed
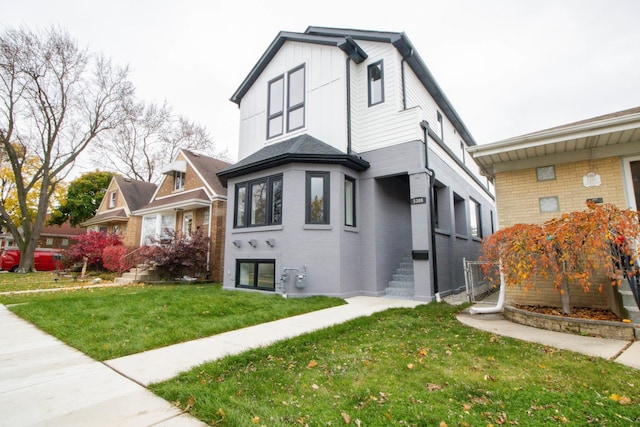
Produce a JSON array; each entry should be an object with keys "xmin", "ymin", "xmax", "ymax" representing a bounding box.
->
[{"xmin": 515, "ymin": 305, "xmax": 622, "ymax": 322}]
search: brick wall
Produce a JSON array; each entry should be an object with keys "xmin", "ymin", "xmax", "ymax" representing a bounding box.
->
[{"xmin": 496, "ymin": 157, "xmax": 627, "ymax": 229}]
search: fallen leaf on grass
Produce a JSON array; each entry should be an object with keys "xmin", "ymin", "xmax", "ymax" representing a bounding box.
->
[
  {"xmin": 341, "ymin": 411, "xmax": 351, "ymax": 423},
  {"xmin": 184, "ymin": 396, "xmax": 195, "ymax": 412},
  {"xmin": 307, "ymin": 360, "xmax": 318, "ymax": 368}
]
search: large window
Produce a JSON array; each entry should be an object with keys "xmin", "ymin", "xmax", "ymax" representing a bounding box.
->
[
  {"xmin": 344, "ymin": 176, "xmax": 356, "ymax": 227},
  {"xmin": 267, "ymin": 64, "xmax": 305, "ymax": 139},
  {"xmin": 141, "ymin": 213, "xmax": 175, "ymax": 244},
  {"xmin": 267, "ymin": 75, "xmax": 284, "ymax": 138},
  {"xmin": 368, "ymin": 60, "xmax": 384, "ymax": 106},
  {"xmin": 287, "ymin": 65, "xmax": 305, "ymax": 132},
  {"xmin": 236, "ymin": 259, "xmax": 275, "ymax": 291},
  {"xmin": 234, "ymin": 174, "xmax": 283, "ymax": 228},
  {"xmin": 306, "ymin": 172, "xmax": 330, "ymax": 224}
]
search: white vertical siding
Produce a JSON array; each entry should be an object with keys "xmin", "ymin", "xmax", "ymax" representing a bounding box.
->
[{"xmin": 237, "ymin": 42, "xmax": 348, "ymax": 160}]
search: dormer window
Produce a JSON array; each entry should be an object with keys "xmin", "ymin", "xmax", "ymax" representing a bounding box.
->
[
  {"xmin": 267, "ymin": 64, "xmax": 305, "ymax": 139},
  {"xmin": 368, "ymin": 60, "xmax": 384, "ymax": 106},
  {"xmin": 174, "ymin": 171, "xmax": 185, "ymax": 191}
]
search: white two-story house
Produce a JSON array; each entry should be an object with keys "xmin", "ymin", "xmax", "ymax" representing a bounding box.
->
[{"xmin": 218, "ymin": 27, "xmax": 495, "ymax": 301}]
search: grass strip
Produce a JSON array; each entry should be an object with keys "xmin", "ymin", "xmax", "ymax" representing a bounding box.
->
[{"xmin": 1, "ymin": 284, "xmax": 344, "ymax": 360}]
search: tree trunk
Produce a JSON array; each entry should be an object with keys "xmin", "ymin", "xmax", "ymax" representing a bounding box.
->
[{"xmin": 560, "ymin": 276, "xmax": 572, "ymax": 314}]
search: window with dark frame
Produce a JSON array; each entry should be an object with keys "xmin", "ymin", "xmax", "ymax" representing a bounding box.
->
[
  {"xmin": 437, "ymin": 111, "xmax": 444, "ymax": 141},
  {"xmin": 470, "ymin": 199, "xmax": 482, "ymax": 238},
  {"xmin": 344, "ymin": 176, "xmax": 356, "ymax": 227},
  {"xmin": 236, "ymin": 259, "xmax": 275, "ymax": 291},
  {"xmin": 267, "ymin": 65, "xmax": 305, "ymax": 139},
  {"xmin": 234, "ymin": 175, "xmax": 283, "ymax": 228},
  {"xmin": 267, "ymin": 75, "xmax": 284, "ymax": 138},
  {"xmin": 306, "ymin": 171, "xmax": 330, "ymax": 224},
  {"xmin": 368, "ymin": 61, "xmax": 384, "ymax": 106},
  {"xmin": 287, "ymin": 65, "xmax": 305, "ymax": 132}
]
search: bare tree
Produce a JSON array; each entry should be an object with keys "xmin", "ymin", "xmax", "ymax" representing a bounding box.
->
[
  {"xmin": 0, "ymin": 26, "xmax": 134, "ymax": 272},
  {"xmin": 90, "ymin": 101, "xmax": 220, "ymax": 183}
]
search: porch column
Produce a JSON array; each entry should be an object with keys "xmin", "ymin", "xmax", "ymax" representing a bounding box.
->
[{"xmin": 408, "ymin": 169, "xmax": 434, "ymax": 301}]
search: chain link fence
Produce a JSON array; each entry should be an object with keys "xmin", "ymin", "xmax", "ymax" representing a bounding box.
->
[{"xmin": 463, "ymin": 258, "xmax": 500, "ymax": 303}]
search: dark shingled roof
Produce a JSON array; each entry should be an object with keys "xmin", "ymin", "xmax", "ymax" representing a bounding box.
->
[
  {"xmin": 114, "ymin": 176, "xmax": 157, "ymax": 211},
  {"xmin": 181, "ymin": 149, "xmax": 231, "ymax": 197},
  {"xmin": 217, "ymin": 134, "xmax": 370, "ymax": 183}
]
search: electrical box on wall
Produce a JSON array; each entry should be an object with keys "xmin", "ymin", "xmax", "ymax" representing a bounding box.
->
[{"xmin": 412, "ymin": 250, "xmax": 429, "ymax": 260}]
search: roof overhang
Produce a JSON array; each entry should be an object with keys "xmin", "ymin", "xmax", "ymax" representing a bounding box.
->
[
  {"xmin": 132, "ymin": 189, "xmax": 212, "ymax": 215},
  {"xmin": 468, "ymin": 108, "xmax": 640, "ymax": 177}
]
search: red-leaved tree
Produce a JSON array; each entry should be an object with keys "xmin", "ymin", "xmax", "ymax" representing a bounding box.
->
[
  {"xmin": 481, "ymin": 202, "xmax": 640, "ymax": 314},
  {"xmin": 64, "ymin": 231, "xmax": 123, "ymax": 270}
]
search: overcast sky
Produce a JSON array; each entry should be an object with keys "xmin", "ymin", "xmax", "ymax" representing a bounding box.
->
[{"xmin": 4, "ymin": 0, "xmax": 640, "ymax": 170}]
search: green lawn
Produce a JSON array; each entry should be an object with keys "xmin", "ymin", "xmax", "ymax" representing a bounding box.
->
[
  {"xmin": 151, "ymin": 303, "xmax": 640, "ymax": 426},
  {"xmin": 0, "ymin": 271, "xmax": 109, "ymax": 292},
  {"xmin": 0, "ymin": 283, "xmax": 344, "ymax": 360}
]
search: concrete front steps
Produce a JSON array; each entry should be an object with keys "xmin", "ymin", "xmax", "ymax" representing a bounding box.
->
[
  {"xmin": 114, "ymin": 265, "xmax": 159, "ymax": 285},
  {"xmin": 386, "ymin": 255, "xmax": 415, "ymax": 297},
  {"xmin": 619, "ymin": 279, "xmax": 640, "ymax": 324}
]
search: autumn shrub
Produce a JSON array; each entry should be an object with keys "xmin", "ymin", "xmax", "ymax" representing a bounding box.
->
[
  {"xmin": 142, "ymin": 230, "xmax": 210, "ymax": 279},
  {"xmin": 480, "ymin": 202, "xmax": 640, "ymax": 313},
  {"xmin": 102, "ymin": 245, "xmax": 130, "ymax": 272},
  {"xmin": 64, "ymin": 231, "xmax": 123, "ymax": 270}
]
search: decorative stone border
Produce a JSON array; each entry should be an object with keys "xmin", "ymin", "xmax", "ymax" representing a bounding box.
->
[{"xmin": 504, "ymin": 305, "xmax": 640, "ymax": 340}]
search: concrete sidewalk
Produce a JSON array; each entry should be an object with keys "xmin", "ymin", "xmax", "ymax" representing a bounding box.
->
[
  {"xmin": 0, "ymin": 304, "xmax": 206, "ymax": 427},
  {"xmin": 105, "ymin": 296, "xmax": 426, "ymax": 386},
  {"xmin": 456, "ymin": 309, "xmax": 640, "ymax": 370}
]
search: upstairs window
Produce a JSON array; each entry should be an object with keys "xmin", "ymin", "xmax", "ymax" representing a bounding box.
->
[
  {"xmin": 109, "ymin": 191, "xmax": 117, "ymax": 208},
  {"xmin": 174, "ymin": 171, "xmax": 185, "ymax": 191},
  {"xmin": 234, "ymin": 174, "xmax": 283, "ymax": 228},
  {"xmin": 267, "ymin": 75, "xmax": 284, "ymax": 138},
  {"xmin": 368, "ymin": 60, "xmax": 384, "ymax": 106},
  {"xmin": 287, "ymin": 65, "xmax": 305, "ymax": 132},
  {"xmin": 267, "ymin": 64, "xmax": 305, "ymax": 139},
  {"xmin": 437, "ymin": 111, "xmax": 444, "ymax": 141}
]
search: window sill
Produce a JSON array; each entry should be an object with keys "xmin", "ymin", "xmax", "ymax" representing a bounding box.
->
[
  {"xmin": 455, "ymin": 233, "xmax": 469, "ymax": 240},
  {"xmin": 303, "ymin": 224, "xmax": 332, "ymax": 230},
  {"xmin": 344, "ymin": 225, "xmax": 359, "ymax": 233},
  {"xmin": 232, "ymin": 225, "xmax": 284, "ymax": 234}
]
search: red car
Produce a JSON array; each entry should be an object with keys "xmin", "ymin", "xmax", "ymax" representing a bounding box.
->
[{"xmin": 0, "ymin": 247, "xmax": 63, "ymax": 272}]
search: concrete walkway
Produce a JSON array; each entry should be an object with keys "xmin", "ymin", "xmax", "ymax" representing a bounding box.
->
[
  {"xmin": 1, "ymin": 294, "xmax": 638, "ymax": 426},
  {"xmin": 457, "ymin": 310, "xmax": 640, "ymax": 369}
]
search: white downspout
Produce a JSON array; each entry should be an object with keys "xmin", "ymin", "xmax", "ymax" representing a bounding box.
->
[{"xmin": 469, "ymin": 268, "xmax": 506, "ymax": 314}]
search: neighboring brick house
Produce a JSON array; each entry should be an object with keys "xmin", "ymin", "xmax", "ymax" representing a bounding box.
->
[
  {"xmin": 133, "ymin": 149, "xmax": 231, "ymax": 282},
  {"xmin": 38, "ymin": 221, "xmax": 86, "ymax": 249},
  {"xmin": 468, "ymin": 106, "xmax": 640, "ymax": 317},
  {"xmin": 218, "ymin": 27, "xmax": 496, "ymax": 301},
  {"xmin": 81, "ymin": 176, "xmax": 157, "ymax": 247}
]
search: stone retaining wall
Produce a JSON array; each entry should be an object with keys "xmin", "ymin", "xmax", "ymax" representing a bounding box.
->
[{"xmin": 504, "ymin": 306, "xmax": 640, "ymax": 340}]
